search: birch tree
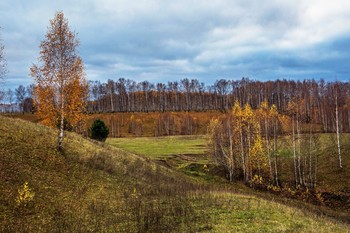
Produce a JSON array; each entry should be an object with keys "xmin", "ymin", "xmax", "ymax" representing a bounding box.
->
[
  {"xmin": 15, "ymin": 85, "xmax": 26, "ymax": 114},
  {"xmin": 30, "ymin": 12, "xmax": 88, "ymax": 150},
  {"xmin": 335, "ymin": 94, "xmax": 342, "ymax": 168},
  {"xmin": 0, "ymin": 27, "xmax": 6, "ymax": 83}
]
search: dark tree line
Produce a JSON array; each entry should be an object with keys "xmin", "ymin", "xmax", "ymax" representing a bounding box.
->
[{"xmin": 87, "ymin": 78, "xmax": 350, "ymax": 132}]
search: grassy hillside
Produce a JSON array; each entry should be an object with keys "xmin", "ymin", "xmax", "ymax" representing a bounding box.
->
[
  {"xmin": 108, "ymin": 135, "xmax": 350, "ymax": 222},
  {"xmin": 277, "ymin": 134, "xmax": 350, "ymax": 191},
  {"xmin": 107, "ymin": 135, "xmax": 350, "ymax": 190},
  {"xmin": 1, "ymin": 116, "xmax": 350, "ymax": 232}
]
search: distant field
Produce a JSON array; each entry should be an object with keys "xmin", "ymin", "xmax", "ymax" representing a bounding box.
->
[
  {"xmin": 107, "ymin": 135, "xmax": 207, "ymax": 158},
  {"xmin": 107, "ymin": 135, "xmax": 210, "ymax": 179}
]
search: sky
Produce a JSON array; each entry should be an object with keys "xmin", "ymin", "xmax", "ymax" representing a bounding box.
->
[{"xmin": 1, "ymin": 0, "xmax": 350, "ymax": 89}]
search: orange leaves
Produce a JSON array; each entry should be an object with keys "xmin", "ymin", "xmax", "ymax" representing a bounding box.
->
[{"xmin": 30, "ymin": 12, "xmax": 87, "ymax": 147}]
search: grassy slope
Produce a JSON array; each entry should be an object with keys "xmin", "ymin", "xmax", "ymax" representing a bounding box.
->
[
  {"xmin": 107, "ymin": 135, "xmax": 212, "ymax": 180},
  {"xmin": 107, "ymin": 135, "xmax": 350, "ymax": 222},
  {"xmin": 1, "ymin": 116, "xmax": 349, "ymax": 232},
  {"xmin": 278, "ymin": 134, "xmax": 350, "ymax": 193},
  {"xmin": 107, "ymin": 134, "xmax": 350, "ymax": 192}
]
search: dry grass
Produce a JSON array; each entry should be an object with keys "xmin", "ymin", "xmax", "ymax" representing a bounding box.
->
[{"xmin": 1, "ymin": 115, "xmax": 349, "ymax": 232}]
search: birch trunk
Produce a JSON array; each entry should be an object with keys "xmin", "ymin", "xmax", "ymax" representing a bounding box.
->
[
  {"xmin": 335, "ymin": 95, "xmax": 342, "ymax": 168},
  {"xmin": 274, "ymin": 118, "xmax": 279, "ymax": 186},
  {"xmin": 292, "ymin": 118, "xmax": 298, "ymax": 186}
]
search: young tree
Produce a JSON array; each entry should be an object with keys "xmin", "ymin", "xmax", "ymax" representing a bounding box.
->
[
  {"xmin": 257, "ymin": 100, "xmax": 273, "ymax": 180},
  {"xmin": 6, "ymin": 89, "xmax": 14, "ymax": 112},
  {"xmin": 90, "ymin": 119, "xmax": 109, "ymax": 141},
  {"xmin": 15, "ymin": 85, "xmax": 26, "ymax": 114},
  {"xmin": 30, "ymin": 12, "xmax": 88, "ymax": 150},
  {"xmin": 26, "ymin": 84, "xmax": 35, "ymax": 98},
  {"xmin": 335, "ymin": 93, "xmax": 342, "ymax": 169},
  {"xmin": 0, "ymin": 27, "xmax": 6, "ymax": 83}
]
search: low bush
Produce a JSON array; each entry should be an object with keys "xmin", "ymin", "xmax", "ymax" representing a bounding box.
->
[{"xmin": 89, "ymin": 119, "xmax": 109, "ymax": 141}]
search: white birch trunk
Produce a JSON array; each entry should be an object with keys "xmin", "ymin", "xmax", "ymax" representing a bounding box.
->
[{"xmin": 335, "ymin": 95, "xmax": 342, "ymax": 168}]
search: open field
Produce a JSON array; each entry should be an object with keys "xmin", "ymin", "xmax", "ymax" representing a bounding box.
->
[
  {"xmin": 107, "ymin": 134, "xmax": 350, "ymax": 189},
  {"xmin": 107, "ymin": 135, "xmax": 207, "ymax": 159},
  {"xmin": 107, "ymin": 135, "xmax": 212, "ymax": 180},
  {"xmin": 1, "ymin": 115, "xmax": 350, "ymax": 231}
]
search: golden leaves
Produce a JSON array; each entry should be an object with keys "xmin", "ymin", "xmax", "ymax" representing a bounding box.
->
[{"xmin": 30, "ymin": 12, "xmax": 87, "ymax": 134}]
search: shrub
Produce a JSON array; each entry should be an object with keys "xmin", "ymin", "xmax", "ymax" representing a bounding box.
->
[
  {"xmin": 16, "ymin": 181, "xmax": 35, "ymax": 207},
  {"xmin": 90, "ymin": 119, "xmax": 109, "ymax": 141}
]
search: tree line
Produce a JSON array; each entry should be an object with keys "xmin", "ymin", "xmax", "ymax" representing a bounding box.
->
[
  {"xmin": 3, "ymin": 78, "xmax": 350, "ymax": 135},
  {"xmin": 88, "ymin": 78, "xmax": 350, "ymax": 131}
]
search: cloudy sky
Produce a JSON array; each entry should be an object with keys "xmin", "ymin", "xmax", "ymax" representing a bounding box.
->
[{"xmin": 1, "ymin": 0, "xmax": 350, "ymax": 89}]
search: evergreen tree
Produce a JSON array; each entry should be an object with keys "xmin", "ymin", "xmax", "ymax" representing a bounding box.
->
[{"xmin": 90, "ymin": 119, "xmax": 109, "ymax": 141}]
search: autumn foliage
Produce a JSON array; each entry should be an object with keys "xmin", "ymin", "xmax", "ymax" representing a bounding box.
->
[
  {"xmin": 30, "ymin": 12, "xmax": 88, "ymax": 149},
  {"xmin": 208, "ymin": 101, "xmax": 276, "ymax": 184}
]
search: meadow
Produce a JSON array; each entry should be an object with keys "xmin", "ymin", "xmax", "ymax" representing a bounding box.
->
[
  {"xmin": 107, "ymin": 133, "xmax": 350, "ymax": 220},
  {"xmin": 1, "ymin": 115, "xmax": 349, "ymax": 231}
]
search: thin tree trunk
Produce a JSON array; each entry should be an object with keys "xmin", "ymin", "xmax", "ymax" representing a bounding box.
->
[
  {"xmin": 247, "ymin": 125, "xmax": 252, "ymax": 181},
  {"xmin": 110, "ymin": 93, "xmax": 114, "ymax": 112},
  {"xmin": 219, "ymin": 141, "xmax": 232, "ymax": 181},
  {"xmin": 314, "ymin": 151, "xmax": 318, "ymax": 188},
  {"xmin": 297, "ymin": 119, "xmax": 303, "ymax": 185},
  {"xmin": 240, "ymin": 126, "xmax": 246, "ymax": 183},
  {"xmin": 335, "ymin": 95, "xmax": 342, "ymax": 168},
  {"xmin": 265, "ymin": 116, "xmax": 273, "ymax": 180},
  {"xmin": 58, "ymin": 105, "xmax": 64, "ymax": 151},
  {"xmin": 309, "ymin": 128, "xmax": 312, "ymax": 187},
  {"xmin": 228, "ymin": 121, "xmax": 234, "ymax": 180},
  {"xmin": 348, "ymin": 109, "xmax": 350, "ymax": 133},
  {"xmin": 292, "ymin": 118, "xmax": 298, "ymax": 186},
  {"xmin": 274, "ymin": 118, "xmax": 279, "ymax": 186}
]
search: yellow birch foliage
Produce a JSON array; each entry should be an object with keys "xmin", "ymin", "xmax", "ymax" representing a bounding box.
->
[{"xmin": 31, "ymin": 12, "xmax": 88, "ymax": 132}]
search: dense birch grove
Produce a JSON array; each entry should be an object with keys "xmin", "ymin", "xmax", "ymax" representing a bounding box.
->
[{"xmin": 207, "ymin": 99, "xmax": 328, "ymax": 187}]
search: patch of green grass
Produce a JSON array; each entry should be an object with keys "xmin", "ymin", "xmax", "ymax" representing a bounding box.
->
[
  {"xmin": 107, "ymin": 135, "xmax": 207, "ymax": 159},
  {"xmin": 107, "ymin": 135, "xmax": 212, "ymax": 180},
  {"xmin": 196, "ymin": 192, "xmax": 348, "ymax": 233}
]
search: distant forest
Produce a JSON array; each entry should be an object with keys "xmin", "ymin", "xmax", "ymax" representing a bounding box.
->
[
  {"xmin": 88, "ymin": 78, "xmax": 350, "ymax": 133},
  {"xmin": 2, "ymin": 78, "xmax": 350, "ymax": 133}
]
